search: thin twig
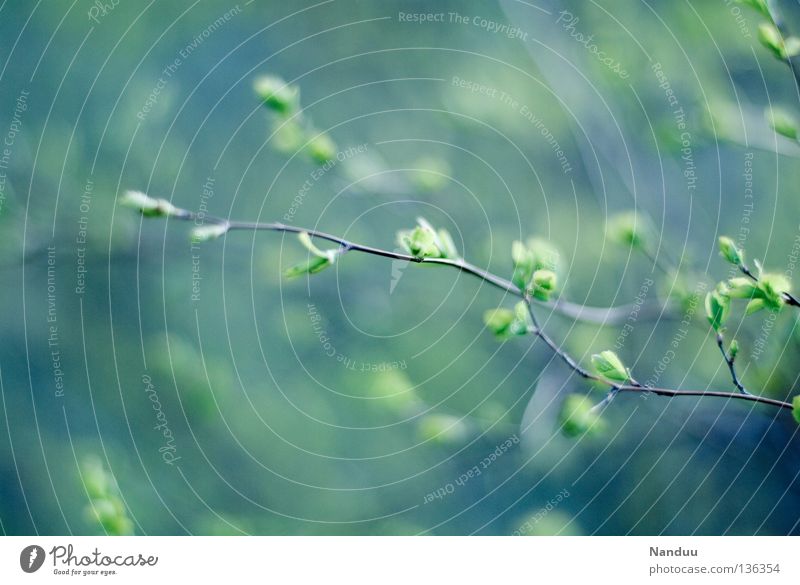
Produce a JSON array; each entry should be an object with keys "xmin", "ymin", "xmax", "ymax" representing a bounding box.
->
[
  {"xmin": 716, "ymin": 333, "xmax": 751, "ymax": 395},
  {"xmin": 185, "ymin": 211, "xmax": 670, "ymax": 324},
  {"xmin": 155, "ymin": 206, "xmax": 795, "ymax": 412}
]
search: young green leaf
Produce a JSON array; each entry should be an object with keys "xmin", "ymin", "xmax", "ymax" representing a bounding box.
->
[
  {"xmin": 745, "ymin": 297, "xmax": 767, "ymax": 315},
  {"xmin": 705, "ymin": 290, "xmax": 730, "ymax": 331},
  {"xmin": 793, "ymin": 395, "xmax": 800, "ymax": 425},
  {"xmin": 591, "ymin": 350, "xmax": 630, "ymax": 383},
  {"xmin": 307, "ymin": 133, "xmax": 337, "ymax": 164},
  {"xmin": 718, "ymin": 236, "xmax": 744, "ymax": 266},
  {"xmin": 559, "ymin": 394, "xmax": 605, "ymax": 437},
  {"xmin": 254, "ymin": 75, "xmax": 299, "ymax": 115},
  {"xmin": 729, "ymin": 339, "xmax": 739, "ymax": 360},
  {"xmin": 766, "ymin": 108, "xmax": 800, "ymax": 140},
  {"xmin": 483, "ymin": 306, "xmax": 529, "ymax": 339},
  {"xmin": 758, "ymin": 22, "xmax": 786, "ymax": 60},
  {"xmin": 284, "ymin": 232, "xmax": 338, "ymax": 278},
  {"xmin": 511, "ymin": 240, "xmax": 535, "ymax": 291},
  {"xmin": 191, "ymin": 223, "xmax": 229, "ymax": 242},
  {"xmin": 531, "ymin": 269, "xmax": 557, "ymax": 301},
  {"xmin": 606, "ymin": 211, "xmax": 650, "ymax": 250},
  {"xmin": 396, "ymin": 218, "xmax": 457, "ymax": 259},
  {"xmin": 119, "ymin": 190, "xmax": 181, "ymax": 218},
  {"xmin": 437, "ymin": 228, "xmax": 459, "ymax": 260},
  {"xmin": 417, "ymin": 413, "xmax": 470, "ymax": 445},
  {"xmin": 527, "ymin": 237, "xmax": 560, "ymax": 272},
  {"xmin": 726, "ymin": 277, "xmax": 757, "ymax": 298},
  {"xmin": 758, "ymin": 272, "xmax": 791, "ymax": 310}
]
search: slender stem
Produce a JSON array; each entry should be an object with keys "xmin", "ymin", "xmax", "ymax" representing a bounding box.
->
[
  {"xmin": 522, "ymin": 297, "xmax": 791, "ymax": 410},
  {"xmin": 184, "ymin": 211, "xmax": 669, "ymax": 324},
  {"xmin": 524, "ymin": 297, "xmax": 595, "ymax": 380},
  {"xmin": 162, "ymin": 206, "xmax": 795, "ymax": 411},
  {"xmin": 716, "ymin": 333, "xmax": 751, "ymax": 395}
]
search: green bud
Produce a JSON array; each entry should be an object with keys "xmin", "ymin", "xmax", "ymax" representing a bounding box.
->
[
  {"xmin": 527, "ymin": 237, "xmax": 561, "ymax": 272},
  {"xmin": 119, "ymin": 190, "xmax": 182, "ymax": 218},
  {"xmin": 417, "ymin": 413, "xmax": 470, "ymax": 445},
  {"xmin": 530, "ymin": 269, "xmax": 557, "ymax": 301},
  {"xmin": 191, "ymin": 223, "xmax": 229, "ymax": 242},
  {"xmin": 559, "ymin": 394, "xmax": 605, "ymax": 437},
  {"xmin": 705, "ymin": 290, "xmax": 730, "ymax": 331},
  {"xmin": 766, "ymin": 108, "xmax": 799, "ymax": 140},
  {"xmin": 284, "ymin": 255, "xmax": 332, "ymax": 278},
  {"xmin": 284, "ymin": 232, "xmax": 338, "ymax": 278},
  {"xmin": 437, "ymin": 228, "xmax": 459, "ymax": 259},
  {"xmin": 745, "ymin": 297, "xmax": 767, "ymax": 315},
  {"xmin": 81, "ymin": 458, "xmax": 109, "ymax": 500},
  {"xmin": 758, "ymin": 272, "xmax": 791, "ymax": 310},
  {"xmin": 483, "ymin": 305, "xmax": 529, "ymax": 339},
  {"xmin": 737, "ymin": 0, "xmax": 770, "ymax": 18},
  {"xmin": 254, "ymin": 75, "xmax": 299, "ymax": 114},
  {"xmin": 397, "ymin": 218, "xmax": 456, "ymax": 259},
  {"xmin": 758, "ymin": 22, "xmax": 786, "ymax": 60},
  {"xmin": 307, "ymin": 133, "xmax": 337, "ymax": 164},
  {"xmin": 726, "ymin": 277, "xmax": 757, "ymax": 298},
  {"xmin": 606, "ymin": 211, "xmax": 650, "ymax": 249},
  {"xmin": 590, "ymin": 350, "xmax": 630, "ymax": 383},
  {"xmin": 718, "ymin": 236, "xmax": 744, "ymax": 266},
  {"xmin": 511, "ymin": 240, "xmax": 535, "ymax": 291},
  {"xmin": 729, "ymin": 339, "xmax": 739, "ymax": 359},
  {"xmin": 793, "ymin": 395, "xmax": 800, "ymax": 425}
]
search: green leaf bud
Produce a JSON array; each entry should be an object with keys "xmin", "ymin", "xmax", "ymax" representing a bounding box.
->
[
  {"xmin": 254, "ymin": 75, "xmax": 299, "ymax": 115},
  {"xmin": 793, "ymin": 395, "xmax": 800, "ymax": 425},
  {"xmin": 396, "ymin": 218, "xmax": 456, "ymax": 259},
  {"xmin": 758, "ymin": 22, "xmax": 786, "ymax": 60},
  {"xmin": 718, "ymin": 236, "xmax": 744, "ymax": 266},
  {"xmin": 758, "ymin": 272, "xmax": 791, "ymax": 310},
  {"xmin": 527, "ymin": 237, "xmax": 560, "ymax": 272},
  {"xmin": 483, "ymin": 306, "xmax": 529, "ymax": 339},
  {"xmin": 437, "ymin": 228, "xmax": 459, "ymax": 259},
  {"xmin": 705, "ymin": 290, "xmax": 730, "ymax": 331},
  {"xmin": 726, "ymin": 277, "xmax": 758, "ymax": 298},
  {"xmin": 590, "ymin": 350, "xmax": 630, "ymax": 383},
  {"xmin": 511, "ymin": 240, "xmax": 535, "ymax": 291},
  {"xmin": 766, "ymin": 108, "xmax": 799, "ymax": 140},
  {"xmin": 307, "ymin": 132, "xmax": 337, "ymax": 164},
  {"xmin": 120, "ymin": 190, "xmax": 182, "ymax": 218},
  {"xmin": 284, "ymin": 232, "xmax": 338, "ymax": 278},
  {"xmin": 191, "ymin": 223, "xmax": 229, "ymax": 242},
  {"xmin": 530, "ymin": 269, "xmax": 557, "ymax": 301},
  {"xmin": 417, "ymin": 413, "xmax": 470, "ymax": 445},
  {"xmin": 745, "ymin": 297, "xmax": 767, "ymax": 315},
  {"xmin": 729, "ymin": 339, "xmax": 739, "ymax": 360},
  {"xmin": 559, "ymin": 394, "xmax": 605, "ymax": 437},
  {"xmin": 606, "ymin": 211, "xmax": 650, "ymax": 249}
]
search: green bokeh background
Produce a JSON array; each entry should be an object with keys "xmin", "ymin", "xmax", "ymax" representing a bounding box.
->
[{"xmin": 1, "ymin": 0, "xmax": 799, "ymax": 535}]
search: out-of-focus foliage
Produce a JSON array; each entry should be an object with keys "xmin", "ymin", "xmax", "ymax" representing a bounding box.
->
[{"xmin": 1, "ymin": 0, "xmax": 800, "ymax": 537}]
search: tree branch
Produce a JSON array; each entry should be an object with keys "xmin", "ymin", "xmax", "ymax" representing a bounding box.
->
[{"xmin": 128, "ymin": 200, "xmax": 794, "ymax": 412}]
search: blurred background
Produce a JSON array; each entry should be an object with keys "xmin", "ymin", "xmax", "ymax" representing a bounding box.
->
[{"xmin": 1, "ymin": 0, "xmax": 799, "ymax": 536}]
